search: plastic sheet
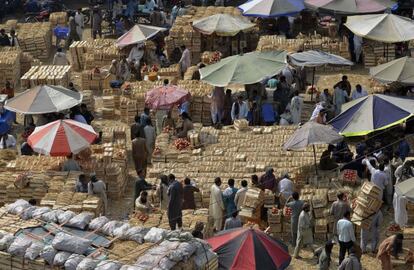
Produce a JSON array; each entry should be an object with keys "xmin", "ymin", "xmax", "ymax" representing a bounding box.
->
[
  {"xmin": 95, "ymin": 260, "xmax": 122, "ymax": 270},
  {"xmin": 53, "ymin": 251, "xmax": 72, "ymax": 266},
  {"xmin": 77, "ymin": 257, "xmax": 99, "ymax": 270},
  {"xmin": 20, "ymin": 206, "xmax": 36, "ymax": 220},
  {"xmin": 57, "ymin": 210, "xmax": 76, "ymax": 224},
  {"xmin": 143, "ymin": 228, "xmax": 167, "ymax": 243},
  {"xmin": 40, "ymin": 245, "xmax": 57, "ymax": 265},
  {"xmin": 101, "ymin": 221, "xmax": 123, "ymax": 236},
  {"xmin": 6, "ymin": 200, "xmax": 30, "ymax": 215},
  {"xmin": 0, "ymin": 234, "xmax": 15, "ymax": 251}
]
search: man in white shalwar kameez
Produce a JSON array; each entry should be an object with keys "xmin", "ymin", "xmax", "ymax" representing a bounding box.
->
[
  {"xmin": 143, "ymin": 119, "xmax": 156, "ymax": 164},
  {"xmin": 74, "ymin": 9, "xmax": 84, "ymax": 40},
  {"xmin": 88, "ymin": 174, "xmax": 108, "ymax": 214},
  {"xmin": 294, "ymin": 203, "xmax": 314, "ymax": 258},
  {"xmin": 179, "ymin": 45, "xmax": 191, "ymax": 75},
  {"xmin": 393, "ymin": 192, "xmax": 408, "ymax": 228},
  {"xmin": 333, "ymin": 87, "xmax": 348, "ymax": 116},
  {"xmin": 128, "ymin": 44, "xmax": 145, "ymax": 69},
  {"xmin": 209, "ymin": 177, "xmax": 225, "ymax": 232},
  {"xmin": 290, "ymin": 91, "xmax": 303, "ymax": 125}
]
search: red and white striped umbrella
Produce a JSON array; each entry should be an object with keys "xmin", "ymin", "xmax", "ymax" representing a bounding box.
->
[{"xmin": 27, "ymin": 119, "xmax": 97, "ymax": 156}]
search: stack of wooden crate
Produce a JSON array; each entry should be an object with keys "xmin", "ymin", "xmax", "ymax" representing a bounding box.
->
[
  {"xmin": 81, "ymin": 68, "xmax": 115, "ymax": 91},
  {"xmin": 81, "ymin": 90, "xmax": 95, "ymax": 111},
  {"xmin": 239, "ymin": 187, "xmax": 264, "ymax": 221},
  {"xmin": 20, "ymin": 65, "xmax": 71, "ymax": 89},
  {"xmin": 49, "ymin": 12, "xmax": 67, "ymax": 26},
  {"xmin": 352, "ymin": 181, "xmax": 383, "ymax": 229},
  {"xmin": 120, "ymin": 96, "xmax": 137, "ymax": 125},
  {"xmin": 102, "ymin": 96, "xmax": 115, "ymax": 119},
  {"xmin": 17, "ymin": 22, "xmax": 52, "ymax": 61},
  {"xmin": 0, "ymin": 50, "xmax": 20, "ymax": 88},
  {"xmin": 40, "ymin": 191, "xmax": 103, "ymax": 216},
  {"xmin": 267, "ymin": 208, "xmax": 282, "ymax": 236},
  {"xmin": 69, "ymin": 39, "xmax": 121, "ymax": 71}
]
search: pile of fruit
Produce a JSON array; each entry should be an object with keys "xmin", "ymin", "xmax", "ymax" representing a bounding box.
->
[
  {"xmin": 141, "ymin": 64, "xmax": 159, "ymax": 73},
  {"xmin": 134, "ymin": 213, "xmax": 149, "ymax": 222},
  {"xmin": 283, "ymin": 207, "xmax": 292, "ymax": 219},
  {"xmin": 153, "ymin": 147, "xmax": 161, "ymax": 155},
  {"xmin": 387, "ymin": 224, "xmax": 402, "ymax": 232},
  {"xmin": 173, "ymin": 138, "xmax": 190, "ymax": 150},
  {"xmin": 162, "ymin": 126, "xmax": 174, "ymax": 133}
]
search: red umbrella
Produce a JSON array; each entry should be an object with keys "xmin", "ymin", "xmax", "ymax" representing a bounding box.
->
[
  {"xmin": 145, "ymin": 85, "xmax": 191, "ymax": 110},
  {"xmin": 207, "ymin": 228, "xmax": 291, "ymax": 270},
  {"xmin": 27, "ymin": 119, "xmax": 97, "ymax": 156}
]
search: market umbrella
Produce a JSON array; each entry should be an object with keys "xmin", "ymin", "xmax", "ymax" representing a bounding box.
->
[
  {"xmin": 305, "ymin": 0, "xmax": 395, "ymax": 14},
  {"xmin": 329, "ymin": 94, "xmax": 414, "ymax": 137},
  {"xmin": 370, "ymin": 56, "xmax": 414, "ymax": 85},
  {"xmin": 238, "ymin": 0, "xmax": 305, "ymax": 17},
  {"xmin": 192, "ymin": 14, "xmax": 255, "ymax": 36},
  {"xmin": 116, "ymin": 24, "xmax": 167, "ymax": 48},
  {"xmin": 289, "ymin": 50, "xmax": 353, "ymax": 100},
  {"xmin": 5, "ymin": 85, "xmax": 82, "ymax": 114},
  {"xmin": 27, "ymin": 119, "xmax": 97, "ymax": 156},
  {"xmin": 200, "ymin": 51, "xmax": 287, "ymax": 87},
  {"xmin": 283, "ymin": 121, "xmax": 343, "ymax": 173},
  {"xmin": 344, "ymin": 14, "xmax": 414, "ymax": 43},
  {"xmin": 395, "ymin": 178, "xmax": 414, "ymax": 202},
  {"xmin": 207, "ymin": 228, "xmax": 291, "ymax": 270},
  {"xmin": 145, "ymin": 85, "xmax": 191, "ymax": 110}
]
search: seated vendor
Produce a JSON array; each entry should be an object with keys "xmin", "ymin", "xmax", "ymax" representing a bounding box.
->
[
  {"xmin": 0, "ymin": 132, "xmax": 16, "ymax": 149},
  {"xmin": 176, "ymin": 112, "xmax": 193, "ymax": 138},
  {"xmin": 135, "ymin": 191, "xmax": 153, "ymax": 214},
  {"xmin": 319, "ymin": 144, "xmax": 338, "ymax": 170}
]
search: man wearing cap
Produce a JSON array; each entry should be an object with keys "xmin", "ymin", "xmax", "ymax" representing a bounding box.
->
[
  {"xmin": 88, "ymin": 173, "xmax": 108, "ymax": 214},
  {"xmin": 293, "ymin": 203, "xmax": 314, "ymax": 259}
]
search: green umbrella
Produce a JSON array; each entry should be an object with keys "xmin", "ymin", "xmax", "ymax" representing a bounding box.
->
[
  {"xmin": 370, "ymin": 56, "xmax": 414, "ymax": 85},
  {"xmin": 199, "ymin": 51, "xmax": 287, "ymax": 87}
]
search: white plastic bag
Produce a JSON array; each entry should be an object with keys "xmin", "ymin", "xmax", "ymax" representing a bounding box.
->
[
  {"xmin": 0, "ymin": 234, "xmax": 15, "ymax": 251},
  {"xmin": 135, "ymin": 254, "xmax": 164, "ymax": 268},
  {"xmin": 64, "ymin": 254, "xmax": 85, "ymax": 270},
  {"xmin": 144, "ymin": 228, "xmax": 167, "ymax": 243},
  {"xmin": 123, "ymin": 227, "xmax": 148, "ymax": 243},
  {"xmin": 158, "ymin": 257, "xmax": 176, "ymax": 269},
  {"xmin": 20, "ymin": 206, "xmax": 37, "ymax": 220},
  {"xmin": 113, "ymin": 223, "xmax": 130, "ymax": 239},
  {"xmin": 25, "ymin": 242, "xmax": 44, "ymax": 260},
  {"xmin": 57, "ymin": 210, "xmax": 76, "ymax": 224},
  {"xmin": 41, "ymin": 210, "xmax": 59, "ymax": 223},
  {"xmin": 100, "ymin": 221, "xmax": 123, "ymax": 236},
  {"xmin": 6, "ymin": 199, "xmax": 30, "ymax": 215},
  {"xmin": 119, "ymin": 266, "xmax": 145, "ymax": 270},
  {"xmin": 89, "ymin": 216, "xmax": 109, "ymax": 231},
  {"xmin": 40, "ymin": 245, "xmax": 57, "ymax": 265},
  {"xmin": 53, "ymin": 251, "xmax": 72, "ymax": 266},
  {"xmin": 95, "ymin": 260, "xmax": 122, "ymax": 270},
  {"xmin": 66, "ymin": 212, "xmax": 94, "ymax": 230},
  {"xmin": 32, "ymin": 207, "xmax": 51, "ymax": 218},
  {"xmin": 7, "ymin": 237, "xmax": 32, "ymax": 257},
  {"xmin": 52, "ymin": 232, "xmax": 92, "ymax": 254},
  {"xmin": 76, "ymin": 257, "xmax": 99, "ymax": 270}
]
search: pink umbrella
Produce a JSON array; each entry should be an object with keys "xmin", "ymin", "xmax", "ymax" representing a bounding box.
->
[
  {"xmin": 116, "ymin": 24, "xmax": 166, "ymax": 48},
  {"xmin": 305, "ymin": 0, "xmax": 394, "ymax": 14},
  {"xmin": 145, "ymin": 85, "xmax": 191, "ymax": 110},
  {"xmin": 28, "ymin": 119, "xmax": 97, "ymax": 156}
]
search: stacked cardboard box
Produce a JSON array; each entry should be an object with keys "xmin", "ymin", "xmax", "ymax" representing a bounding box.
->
[
  {"xmin": 102, "ymin": 96, "xmax": 115, "ymax": 119},
  {"xmin": 0, "ymin": 50, "xmax": 20, "ymax": 88},
  {"xmin": 49, "ymin": 12, "xmax": 67, "ymax": 26},
  {"xmin": 40, "ymin": 191, "xmax": 103, "ymax": 216},
  {"xmin": 363, "ymin": 41, "xmax": 396, "ymax": 68},
  {"xmin": 267, "ymin": 208, "xmax": 282, "ymax": 235},
  {"xmin": 17, "ymin": 22, "xmax": 52, "ymax": 60},
  {"xmin": 69, "ymin": 39, "xmax": 121, "ymax": 71},
  {"xmin": 81, "ymin": 90, "xmax": 95, "ymax": 111},
  {"xmin": 20, "ymin": 65, "xmax": 71, "ymax": 89}
]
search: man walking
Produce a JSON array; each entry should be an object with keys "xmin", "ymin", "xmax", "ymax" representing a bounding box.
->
[
  {"xmin": 361, "ymin": 210, "xmax": 383, "ymax": 254},
  {"xmin": 293, "ymin": 203, "xmax": 313, "ymax": 259},
  {"xmin": 209, "ymin": 177, "xmax": 225, "ymax": 232}
]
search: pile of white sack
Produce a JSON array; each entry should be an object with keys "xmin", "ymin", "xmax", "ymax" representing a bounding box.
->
[{"xmin": 1, "ymin": 200, "xmax": 217, "ymax": 270}]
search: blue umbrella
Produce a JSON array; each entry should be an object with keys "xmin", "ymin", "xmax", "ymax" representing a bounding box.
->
[
  {"xmin": 329, "ymin": 94, "xmax": 414, "ymax": 137},
  {"xmin": 239, "ymin": 0, "xmax": 305, "ymax": 17}
]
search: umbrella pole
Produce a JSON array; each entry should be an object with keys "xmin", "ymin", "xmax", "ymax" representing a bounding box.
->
[
  {"xmin": 311, "ymin": 67, "xmax": 315, "ymax": 101},
  {"xmin": 313, "ymin": 145, "xmax": 318, "ymax": 176}
]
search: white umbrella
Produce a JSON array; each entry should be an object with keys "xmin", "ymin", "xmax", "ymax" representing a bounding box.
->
[
  {"xmin": 192, "ymin": 14, "xmax": 255, "ymax": 36},
  {"xmin": 344, "ymin": 14, "xmax": 414, "ymax": 43},
  {"xmin": 5, "ymin": 85, "xmax": 82, "ymax": 114}
]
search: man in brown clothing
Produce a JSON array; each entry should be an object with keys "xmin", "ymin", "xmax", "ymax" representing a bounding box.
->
[
  {"xmin": 330, "ymin": 192, "xmax": 351, "ymax": 240},
  {"xmin": 132, "ymin": 129, "xmax": 149, "ymax": 176},
  {"xmin": 130, "ymin": 115, "xmax": 145, "ymax": 140},
  {"xmin": 182, "ymin": 177, "xmax": 200, "ymax": 210}
]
